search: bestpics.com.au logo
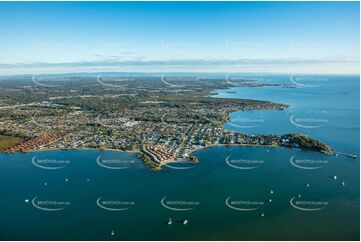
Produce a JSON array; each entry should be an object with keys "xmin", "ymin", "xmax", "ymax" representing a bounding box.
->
[
  {"xmin": 289, "ymin": 196, "xmax": 328, "ymax": 211},
  {"xmin": 290, "ymin": 75, "xmax": 328, "ymax": 88},
  {"xmin": 289, "ymin": 114, "xmax": 328, "ymax": 129},
  {"xmin": 160, "ymin": 75, "xmax": 185, "ymax": 88},
  {"xmin": 160, "ymin": 39, "xmax": 199, "ymax": 53},
  {"xmin": 32, "ymin": 155, "xmax": 70, "ymax": 170},
  {"xmin": 228, "ymin": 116, "xmax": 264, "ymax": 129},
  {"xmin": 96, "ymin": 197, "xmax": 135, "ymax": 211},
  {"xmin": 32, "ymin": 74, "xmax": 62, "ymax": 88},
  {"xmin": 226, "ymin": 156, "xmax": 264, "ymax": 170},
  {"xmin": 96, "ymin": 155, "xmax": 136, "ymax": 170},
  {"xmin": 164, "ymin": 160, "xmax": 196, "ymax": 170},
  {"xmin": 225, "ymin": 197, "xmax": 264, "ymax": 211},
  {"xmin": 29, "ymin": 196, "xmax": 71, "ymax": 211},
  {"xmin": 225, "ymin": 74, "xmax": 265, "ymax": 87},
  {"xmin": 96, "ymin": 74, "xmax": 131, "ymax": 89},
  {"xmin": 289, "ymin": 155, "xmax": 328, "ymax": 170},
  {"xmin": 161, "ymin": 196, "xmax": 200, "ymax": 211}
]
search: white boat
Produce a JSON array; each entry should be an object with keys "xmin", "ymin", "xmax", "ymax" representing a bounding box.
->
[{"xmin": 168, "ymin": 218, "xmax": 172, "ymax": 225}]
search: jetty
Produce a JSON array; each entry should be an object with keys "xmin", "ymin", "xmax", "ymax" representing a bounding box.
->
[{"xmin": 334, "ymin": 151, "xmax": 357, "ymax": 159}]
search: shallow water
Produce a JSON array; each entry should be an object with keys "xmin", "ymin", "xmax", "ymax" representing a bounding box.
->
[{"xmin": 0, "ymin": 75, "xmax": 359, "ymax": 240}]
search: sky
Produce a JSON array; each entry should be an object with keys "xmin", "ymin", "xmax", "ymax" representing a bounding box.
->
[{"xmin": 0, "ymin": 1, "xmax": 359, "ymax": 75}]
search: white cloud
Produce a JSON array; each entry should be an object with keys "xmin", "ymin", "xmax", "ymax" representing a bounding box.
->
[{"xmin": 0, "ymin": 56, "xmax": 359, "ymax": 75}]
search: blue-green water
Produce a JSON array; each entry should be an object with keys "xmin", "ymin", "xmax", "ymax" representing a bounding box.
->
[
  {"xmin": 216, "ymin": 75, "xmax": 360, "ymax": 154},
  {"xmin": 0, "ymin": 75, "xmax": 359, "ymax": 240}
]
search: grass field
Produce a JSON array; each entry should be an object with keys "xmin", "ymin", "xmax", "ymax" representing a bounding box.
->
[{"xmin": 0, "ymin": 135, "xmax": 24, "ymax": 151}]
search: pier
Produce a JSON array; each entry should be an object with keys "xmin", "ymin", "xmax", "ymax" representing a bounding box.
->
[{"xmin": 334, "ymin": 151, "xmax": 358, "ymax": 159}]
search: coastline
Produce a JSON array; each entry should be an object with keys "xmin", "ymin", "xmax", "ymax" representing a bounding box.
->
[
  {"xmin": 0, "ymin": 147, "xmax": 140, "ymax": 154},
  {"xmin": 0, "ymin": 141, "xmax": 333, "ymax": 159},
  {"xmin": 0, "ymin": 86, "xmax": 339, "ymax": 168},
  {"xmin": 0, "ymin": 141, "xmax": 339, "ymax": 173}
]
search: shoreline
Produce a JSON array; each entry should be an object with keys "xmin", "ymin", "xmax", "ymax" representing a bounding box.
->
[
  {"xmin": 0, "ymin": 142, "xmax": 343, "ymax": 172},
  {"xmin": 0, "ymin": 141, "xmax": 331, "ymax": 156},
  {"xmin": 0, "ymin": 86, "xmax": 340, "ymax": 167},
  {"xmin": 0, "ymin": 147, "xmax": 140, "ymax": 154}
]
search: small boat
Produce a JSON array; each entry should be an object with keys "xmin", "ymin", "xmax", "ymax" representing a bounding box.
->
[
  {"xmin": 65, "ymin": 178, "xmax": 69, "ymax": 182},
  {"xmin": 268, "ymin": 199, "xmax": 272, "ymax": 203},
  {"xmin": 333, "ymin": 176, "xmax": 337, "ymax": 180},
  {"xmin": 341, "ymin": 181, "xmax": 346, "ymax": 186},
  {"xmin": 298, "ymin": 194, "xmax": 302, "ymax": 198},
  {"xmin": 270, "ymin": 190, "xmax": 274, "ymax": 194},
  {"xmin": 110, "ymin": 230, "xmax": 115, "ymax": 236},
  {"xmin": 44, "ymin": 182, "xmax": 47, "ymax": 186},
  {"xmin": 183, "ymin": 220, "xmax": 188, "ymax": 225},
  {"xmin": 167, "ymin": 218, "xmax": 172, "ymax": 225},
  {"xmin": 25, "ymin": 199, "xmax": 29, "ymax": 203},
  {"xmin": 260, "ymin": 213, "xmax": 265, "ymax": 217},
  {"xmin": 306, "ymin": 183, "xmax": 310, "ymax": 187}
]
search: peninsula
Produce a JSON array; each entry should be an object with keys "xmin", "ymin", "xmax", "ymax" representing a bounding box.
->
[{"xmin": 0, "ymin": 75, "xmax": 333, "ymax": 171}]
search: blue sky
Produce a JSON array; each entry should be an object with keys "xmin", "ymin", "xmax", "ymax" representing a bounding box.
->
[{"xmin": 0, "ymin": 1, "xmax": 359, "ymax": 75}]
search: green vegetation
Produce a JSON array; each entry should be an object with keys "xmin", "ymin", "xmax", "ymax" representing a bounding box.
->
[
  {"xmin": 290, "ymin": 133, "xmax": 333, "ymax": 154},
  {"xmin": 0, "ymin": 135, "xmax": 24, "ymax": 151},
  {"xmin": 0, "ymin": 75, "xmax": 333, "ymax": 170},
  {"xmin": 137, "ymin": 151, "xmax": 161, "ymax": 171}
]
